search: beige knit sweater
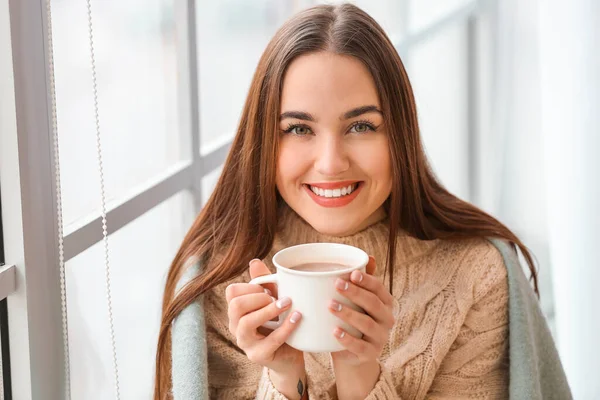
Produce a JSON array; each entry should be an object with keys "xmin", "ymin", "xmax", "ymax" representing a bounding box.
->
[{"xmin": 204, "ymin": 206, "xmax": 509, "ymax": 399}]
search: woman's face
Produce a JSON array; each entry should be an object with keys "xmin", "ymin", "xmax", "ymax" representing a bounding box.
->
[{"xmin": 276, "ymin": 52, "xmax": 392, "ymax": 236}]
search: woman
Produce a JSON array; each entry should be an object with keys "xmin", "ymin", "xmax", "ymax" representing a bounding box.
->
[{"xmin": 155, "ymin": 4, "xmax": 569, "ymax": 399}]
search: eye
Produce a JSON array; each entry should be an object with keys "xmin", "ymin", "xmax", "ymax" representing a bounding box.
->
[
  {"xmin": 349, "ymin": 121, "xmax": 377, "ymax": 134},
  {"xmin": 283, "ymin": 124, "xmax": 313, "ymax": 136}
]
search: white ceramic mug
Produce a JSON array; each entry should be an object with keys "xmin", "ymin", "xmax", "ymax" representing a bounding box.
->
[{"xmin": 249, "ymin": 243, "xmax": 368, "ymax": 353}]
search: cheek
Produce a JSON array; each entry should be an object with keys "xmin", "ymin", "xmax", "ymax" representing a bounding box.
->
[
  {"xmin": 378, "ymin": 151, "xmax": 393, "ymax": 189},
  {"xmin": 276, "ymin": 140, "xmax": 307, "ymax": 188},
  {"xmin": 353, "ymin": 138, "xmax": 392, "ymax": 188}
]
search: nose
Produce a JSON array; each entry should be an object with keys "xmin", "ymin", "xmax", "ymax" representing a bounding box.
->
[{"xmin": 314, "ymin": 135, "xmax": 350, "ymax": 176}]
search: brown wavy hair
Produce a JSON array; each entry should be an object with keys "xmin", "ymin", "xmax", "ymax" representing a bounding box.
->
[{"xmin": 154, "ymin": 3, "xmax": 538, "ymax": 398}]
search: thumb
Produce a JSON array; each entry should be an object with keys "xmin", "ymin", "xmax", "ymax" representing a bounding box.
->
[
  {"xmin": 249, "ymin": 259, "xmax": 278, "ymax": 297},
  {"xmin": 249, "ymin": 259, "xmax": 271, "ymax": 279}
]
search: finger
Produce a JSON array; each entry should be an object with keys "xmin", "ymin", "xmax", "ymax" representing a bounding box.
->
[
  {"xmin": 329, "ymin": 300, "xmax": 388, "ymax": 343},
  {"xmin": 238, "ymin": 297, "xmax": 292, "ymax": 337},
  {"xmin": 333, "ymin": 327, "xmax": 377, "ymax": 361},
  {"xmin": 335, "ymin": 279, "xmax": 395, "ymax": 329},
  {"xmin": 226, "ymin": 282, "xmax": 270, "ymax": 303},
  {"xmin": 366, "ymin": 255, "xmax": 376, "ymax": 275},
  {"xmin": 249, "ymin": 259, "xmax": 278, "ymax": 297},
  {"xmin": 228, "ymin": 292, "xmax": 274, "ymax": 332},
  {"xmin": 256, "ymin": 310, "xmax": 303, "ymax": 356},
  {"xmin": 349, "ymin": 268, "xmax": 394, "ymax": 307}
]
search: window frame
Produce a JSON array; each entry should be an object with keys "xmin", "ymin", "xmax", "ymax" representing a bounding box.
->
[{"xmin": 0, "ymin": 0, "xmax": 486, "ymax": 397}]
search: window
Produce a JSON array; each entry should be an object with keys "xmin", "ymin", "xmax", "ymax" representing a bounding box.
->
[
  {"xmin": 66, "ymin": 192, "xmax": 192, "ymax": 398},
  {"xmin": 4, "ymin": 0, "xmax": 554, "ymax": 397},
  {"xmin": 408, "ymin": 23, "xmax": 470, "ymax": 199},
  {"xmin": 51, "ymin": 0, "xmax": 189, "ymax": 228}
]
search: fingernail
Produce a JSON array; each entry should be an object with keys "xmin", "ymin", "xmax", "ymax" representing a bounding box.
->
[
  {"xmin": 249, "ymin": 258, "xmax": 260, "ymax": 267},
  {"xmin": 264, "ymin": 288, "xmax": 272, "ymax": 296},
  {"xmin": 290, "ymin": 311, "xmax": 302, "ymax": 324},
  {"xmin": 270, "ymin": 296, "xmax": 277, "ymax": 303},
  {"xmin": 330, "ymin": 300, "xmax": 342, "ymax": 312},
  {"xmin": 334, "ymin": 328, "xmax": 345, "ymax": 338},
  {"xmin": 351, "ymin": 270, "xmax": 363, "ymax": 283},
  {"xmin": 276, "ymin": 297, "xmax": 291, "ymax": 309},
  {"xmin": 336, "ymin": 279, "xmax": 349, "ymax": 291}
]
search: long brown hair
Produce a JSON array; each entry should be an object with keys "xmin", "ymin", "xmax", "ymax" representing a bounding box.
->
[{"xmin": 154, "ymin": 4, "xmax": 538, "ymax": 398}]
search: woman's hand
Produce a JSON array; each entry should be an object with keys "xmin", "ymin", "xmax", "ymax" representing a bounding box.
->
[
  {"xmin": 329, "ymin": 256, "xmax": 395, "ymax": 366},
  {"xmin": 329, "ymin": 256, "xmax": 395, "ymax": 399},
  {"xmin": 226, "ymin": 259, "xmax": 307, "ymax": 398}
]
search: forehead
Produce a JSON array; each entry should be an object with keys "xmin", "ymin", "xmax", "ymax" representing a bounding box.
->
[{"xmin": 280, "ymin": 52, "xmax": 380, "ymax": 113}]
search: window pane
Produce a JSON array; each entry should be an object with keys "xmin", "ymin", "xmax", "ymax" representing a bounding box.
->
[
  {"xmin": 52, "ymin": 0, "xmax": 190, "ymax": 229},
  {"xmin": 201, "ymin": 166, "xmax": 223, "ymax": 207},
  {"xmin": 65, "ymin": 191, "xmax": 192, "ymax": 399},
  {"xmin": 409, "ymin": 0, "xmax": 473, "ymax": 32},
  {"xmin": 327, "ymin": 0, "xmax": 409, "ymax": 40},
  {"xmin": 407, "ymin": 24, "xmax": 469, "ymax": 199},
  {"xmin": 197, "ymin": 1, "xmax": 306, "ymax": 153}
]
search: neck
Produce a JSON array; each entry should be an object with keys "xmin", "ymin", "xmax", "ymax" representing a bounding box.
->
[{"xmin": 348, "ymin": 206, "xmax": 388, "ymax": 235}]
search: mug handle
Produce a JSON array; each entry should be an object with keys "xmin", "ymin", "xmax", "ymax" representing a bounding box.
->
[{"xmin": 249, "ymin": 274, "xmax": 281, "ymax": 330}]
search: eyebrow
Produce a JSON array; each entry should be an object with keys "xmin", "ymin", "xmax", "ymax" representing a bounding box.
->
[
  {"xmin": 279, "ymin": 111, "xmax": 316, "ymax": 121},
  {"xmin": 279, "ymin": 105, "xmax": 382, "ymax": 122},
  {"xmin": 342, "ymin": 105, "xmax": 382, "ymax": 120}
]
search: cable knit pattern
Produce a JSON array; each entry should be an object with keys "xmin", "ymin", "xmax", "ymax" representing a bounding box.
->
[{"xmin": 204, "ymin": 205, "xmax": 509, "ymax": 399}]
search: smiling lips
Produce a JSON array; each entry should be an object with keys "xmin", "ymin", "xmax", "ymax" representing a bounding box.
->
[{"xmin": 304, "ymin": 180, "xmax": 363, "ymax": 207}]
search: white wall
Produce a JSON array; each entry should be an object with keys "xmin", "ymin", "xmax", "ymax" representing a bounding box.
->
[{"xmin": 540, "ymin": 1, "xmax": 600, "ymax": 398}]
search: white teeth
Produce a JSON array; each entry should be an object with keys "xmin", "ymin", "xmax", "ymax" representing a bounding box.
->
[{"xmin": 309, "ymin": 183, "xmax": 358, "ymax": 198}]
